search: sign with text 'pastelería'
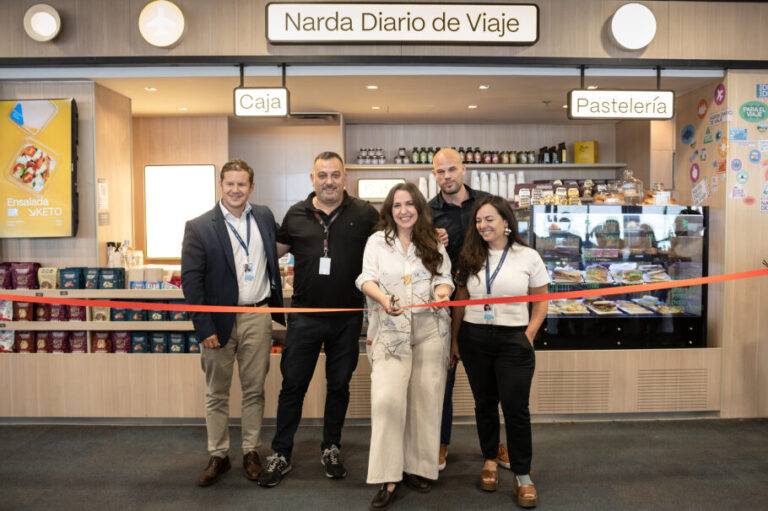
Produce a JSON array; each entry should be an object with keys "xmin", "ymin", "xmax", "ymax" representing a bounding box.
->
[
  {"xmin": 266, "ymin": 2, "xmax": 539, "ymax": 44},
  {"xmin": 568, "ymin": 90, "xmax": 675, "ymax": 120},
  {"xmin": 234, "ymin": 87, "xmax": 289, "ymax": 117}
]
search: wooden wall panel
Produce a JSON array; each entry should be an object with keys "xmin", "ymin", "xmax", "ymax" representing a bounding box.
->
[
  {"xmin": 228, "ymin": 119, "xmax": 343, "ymax": 222},
  {"xmin": 719, "ymin": 71, "xmax": 768, "ymax": 418},
  {"xmin": 3, "ymin": 1, "xmax": 768, "ymax": 61},
  {"xmin": 0, "ymin": 349, "xmax": 720, "ymax": 418},
  {"xmin": 131, "ymin": 116, "xmax": 229, "ymax": 261},
  {"xmin": 0, "ymin": 80, "xmax": 98, "ymax": 266},
  {"xmin": 94, "ymin": 84, "xmax": 133, "ymax": 266},
  {"xmin": 675, "ymin": 79, "xmax": 726, "ymax": 359},
  {"xmin": 615, "ymin": 120, "xmax": 651, "ymax": 187}
]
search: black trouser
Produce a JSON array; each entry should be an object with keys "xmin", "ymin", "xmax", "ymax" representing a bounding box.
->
[
  {"xmin": 271, "ymin": 312, "xmax": 362, "ymax": 459},
  {"xmin": 458, "ymin": 321, "xmax": 535, "ymax": 474}
]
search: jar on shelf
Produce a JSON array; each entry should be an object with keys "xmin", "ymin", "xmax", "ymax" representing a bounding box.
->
[
  {"xmin": 500, "ymin": 150, "xmax": 510, "ymax": 164},
  {"xmin": 509, "ymin": 150, "xmax": 517, "ymax": 164},
  {"xmin": 412, "ymin": 147, "xmax": 420, "ymax": 164},
  {"xmin": 397, "ymin": 147, "xmax": 407, "ymax": 158},
  {"xmin": 618, "ymin": 169, "xmax": 644, "ymax": 205}
]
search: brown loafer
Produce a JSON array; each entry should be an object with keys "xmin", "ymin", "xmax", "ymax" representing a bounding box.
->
[
  {"xmin": 479, "ymin": 469, "xmax": 498, "ymax": 492},
  {"xmin": 513, "ymin": 477, "xmax": 538, "ymax": 508},
  {"xmin": 403, "ymin": 472, "xmax": 431, "ymax": 493},
  {"xmin": 370, "ymin": 482, "xmax": 400, "ymax": 511},
  {"xmin": 198, "ymin": 455, "xmax": 231, "ymax": 487},
  {"xmin": 243, "ymin": 451, "xmax": 263, "ymax": 480}
]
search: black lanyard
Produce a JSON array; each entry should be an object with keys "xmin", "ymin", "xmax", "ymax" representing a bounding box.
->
[
  {"xmin": 313, "ymin": 210, "xmax": 341, "ymax": 257},
  {"xmin": 225, "ymin": 211, "xmax": 251, "ymax": 257},
  {"xmin": 485, "ymin": 245, "xmax": 510, "ymax": 295}
]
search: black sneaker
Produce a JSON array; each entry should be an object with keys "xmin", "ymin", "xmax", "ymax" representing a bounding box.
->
[
  {"xmin": 321, "ymin": 445, "xmax": 347, "ymax": 479},
  {"xmin": 257, "ymin": 454, "xmax": 292, "ymax": 487}
]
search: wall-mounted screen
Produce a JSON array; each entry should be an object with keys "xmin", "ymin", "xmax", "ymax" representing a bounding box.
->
[
  {"xmin": 144, "ymin": 164, "xmax": 216, "ymax": 259},
  {"xmin": 0, "ymin": 98, "xmax": 78, "ymax": 238}
]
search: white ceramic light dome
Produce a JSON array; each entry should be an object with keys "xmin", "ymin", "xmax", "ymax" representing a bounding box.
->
[
  {"xmin": 138, "ymin": 0, "xmax": 186, "ymax": 48},
  {"xmin": 23, "ymin": 4, "xmax": 61, "ymax": 42},
  {"xmin": 611, "ymin": 3, "xmax": 657, "ymax": 51}
]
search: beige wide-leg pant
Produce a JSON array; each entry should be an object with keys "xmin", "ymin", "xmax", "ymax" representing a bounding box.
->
[
  {"xmin": 367, "ymin": 314, "xmax": 448, "ymax": 484},
  {"xmin": 201, "ymin": 309, "xmax": 273, "ymax": 458}
]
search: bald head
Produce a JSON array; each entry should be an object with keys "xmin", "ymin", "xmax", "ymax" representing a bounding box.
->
[
  {"xmin": 432, "ymin": 147, "xmax": 466, "ymax": 196},
  {"xmin": 433, "ymin": 147, "xmax": 461, "ymax": 168}
]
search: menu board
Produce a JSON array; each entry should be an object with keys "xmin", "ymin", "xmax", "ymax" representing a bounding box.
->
[{"xmin": 0, "ymin": 98, "xmax": 78, "ymax": 238}]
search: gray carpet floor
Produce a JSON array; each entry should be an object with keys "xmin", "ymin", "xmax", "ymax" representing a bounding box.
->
[{"xmin": 1, "ymin": 419, "xmax": 767, "ymax": 510}]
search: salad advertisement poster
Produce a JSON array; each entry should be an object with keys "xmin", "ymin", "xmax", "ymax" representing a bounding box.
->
[{"xmin": 0, "ymin": 98, "xmax": 76, "ymax": 238}]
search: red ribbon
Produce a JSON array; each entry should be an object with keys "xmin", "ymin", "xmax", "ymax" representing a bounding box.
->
[{"xmin": 1, "ymin": 268, "xmax": 767, "ymax": 314}]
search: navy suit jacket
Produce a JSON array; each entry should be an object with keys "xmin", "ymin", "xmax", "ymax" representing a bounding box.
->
[{"xmin": 181, "ymin": 203, "xmax": 285, "ymax": 347}]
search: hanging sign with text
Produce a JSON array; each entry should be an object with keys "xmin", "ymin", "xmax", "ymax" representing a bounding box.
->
[
  {"xmin": 266, "ymin": 2, "xmax": 539, "ymax": 44},
  {"xmin": 234, "ymin": 87, "xmax": 290, "ymax": 117},
  {"xmin": 568, "ymin": 90, "xmax": 675, "ymax": 120}
]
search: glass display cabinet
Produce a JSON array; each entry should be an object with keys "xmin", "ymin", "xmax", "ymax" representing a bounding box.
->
[{"xmin": 523, "ymin": 205, "xmax": 708, "ymax": 349}]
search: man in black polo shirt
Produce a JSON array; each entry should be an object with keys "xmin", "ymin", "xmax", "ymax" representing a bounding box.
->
[
  {"xmin": 258, "ymin": 151, "xmax": 379, "ymax": 488},
  {"xmin": 428, "ymin": 147, "xmax": 490, "ymax": 471}
]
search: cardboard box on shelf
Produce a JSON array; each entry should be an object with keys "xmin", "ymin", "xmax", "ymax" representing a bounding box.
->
[{"xmin": 574, "ymin": 141, "xmax": 598, "ymax": 164}]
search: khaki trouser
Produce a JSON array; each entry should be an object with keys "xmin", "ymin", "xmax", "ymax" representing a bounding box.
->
[
  {"xmin": 367, "ymin": 314, "xmax": 448, "ymax": 484},
  {"xmin": 201, "ymin": 310, "xmax": 273, "ymax": 458}
]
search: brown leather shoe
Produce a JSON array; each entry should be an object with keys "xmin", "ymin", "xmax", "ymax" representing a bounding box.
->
[
  {"xmin": 198, "ymin": 455, "xmax": 231, "ymax": 487},
  {"xmin": 243, "ymin": 451, "xmax": 263, "ymax": 480}
]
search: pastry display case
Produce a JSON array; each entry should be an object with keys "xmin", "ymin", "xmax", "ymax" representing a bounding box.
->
[{"xmin": 525, "ymin": 205, "xmax": 708, "ymax": 349}]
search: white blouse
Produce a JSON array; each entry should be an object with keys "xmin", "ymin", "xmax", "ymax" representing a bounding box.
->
[
  {"xmin": 464, "ymin": 243, "xmax": 550, "ymax": 327},
  {"xmin": 356, "ymin": 230, "xmax": 454, "ymax": 357}
]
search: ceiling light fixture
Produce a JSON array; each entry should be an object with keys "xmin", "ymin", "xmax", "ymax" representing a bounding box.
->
[
  {"xmin": 138, "ymin": 0, "xmax": 186, "ymax": 48},
  {"xmin": 587, "ymin": 85, "xmax": 598, "ymax": 90},
  {"xmin": 366, "ymin": 85, "xmax": 379, "ymax": 90},
  {"xmin": 176, "ymin": 106, "xmax": 188, "ymax": 111},
  {"xmin": 371, "ymin": 106, "xmax": 381, "ymax": 110},
  {"xmin": 23, "ymin": 4, "xmax": 61, "ymax": 42},
  {"xmin": 478, "ymin": 84, "xmax": 490, "ymax": 90},
  {"xmin": 610, "ymin": 3, "xmax": 657, "ymax": 50},
  {"xmin": 468, "ymin": 105, "xmax": 478, "ymax": 109},
  {"xmin": 144, "ymin": 87, "xmax": 158, "ymax": 92},
  {"xmin": 562, "ymin": 104, "xmax": 568, "ymax": 109}
]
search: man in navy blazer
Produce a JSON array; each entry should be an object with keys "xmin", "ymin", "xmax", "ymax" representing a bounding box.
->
[{"xmin": 182, "ymin": 158, "xmax": 285, "ymax": 487}]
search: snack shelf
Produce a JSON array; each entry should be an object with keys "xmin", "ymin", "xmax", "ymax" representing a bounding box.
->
[
  {"xmin": 0, "ymin": 320, "xmax": 194, "ymax": 331},
  {"xmin": 345, "ymin": 163, "xmax": 627, "ymax": 171},
  {"xmin": 1, "ymin": 289, "xmax": 184, "ymax": 299}
]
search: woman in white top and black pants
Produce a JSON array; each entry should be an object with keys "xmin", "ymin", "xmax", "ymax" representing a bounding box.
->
[
  {"xmin": 356, "ymin": 182, "xmax": 453, "ymax": 511},
  {"xmin": 451, "ymin": 195, "xmax": 550, "ymax": 508}
]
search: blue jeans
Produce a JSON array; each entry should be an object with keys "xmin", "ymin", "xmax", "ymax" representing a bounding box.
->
[{"xmin": 271, "ymin": 312, "xmax": 362, "ymax": 459}]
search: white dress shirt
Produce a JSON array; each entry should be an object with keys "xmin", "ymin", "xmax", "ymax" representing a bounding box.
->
[{"xmin": 220, "ymin": 201, "xmax": 270, "ymax": 305}]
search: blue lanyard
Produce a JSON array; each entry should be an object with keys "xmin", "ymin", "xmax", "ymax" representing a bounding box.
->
[
  {"xmin": 225, "ymin": 211, "xmax": 250, "ymax": 257},
  {"xmin": 485, "ymin": 245, "xmax": 509, "ymax": 295}
]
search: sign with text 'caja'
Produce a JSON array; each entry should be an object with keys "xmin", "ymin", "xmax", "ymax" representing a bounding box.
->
[
  {"xmin": 234, "ymin": 87, "xmax": 290, "ymax": 117},
  {"xmin": 266, "ymin": 2, "xmax": 539, "ymax": 44},
  {"xmin": 568, "ymin": 89, "xmax": 675, "ymax": 120}
]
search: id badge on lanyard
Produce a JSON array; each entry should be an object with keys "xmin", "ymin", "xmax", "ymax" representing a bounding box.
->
[
  {"xmin": 226, "ymin": 212, "xmax": 255, "ymax": 281},
  {"xmin": 314, "ymin": 210, "xmax": 340, "ymax": 276},
  {"xmin": 484, "ymin": 246, "xmax": 509, "ymax": 324}
]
